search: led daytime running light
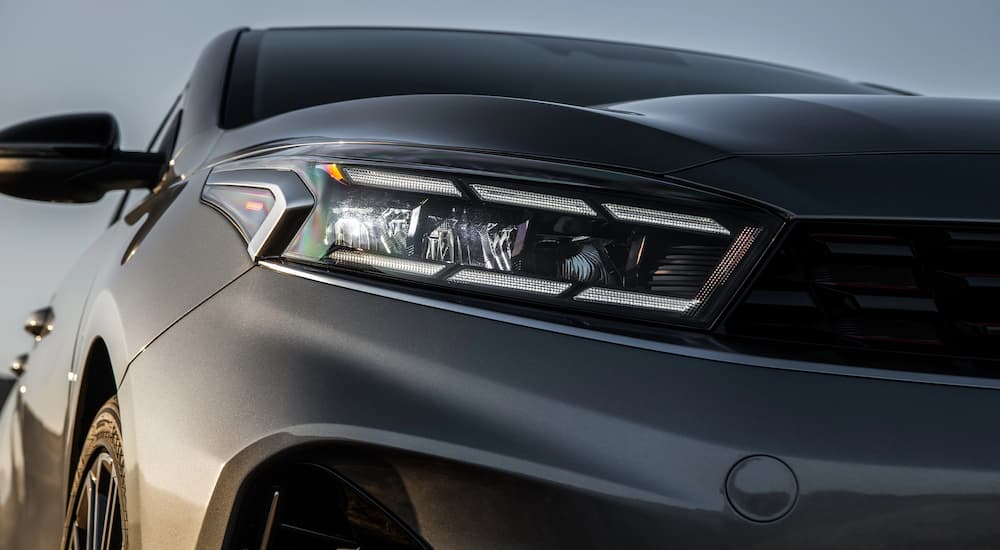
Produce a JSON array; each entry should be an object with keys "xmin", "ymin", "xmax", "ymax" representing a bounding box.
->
[
  {"xmin": 449, "ymin": 269, "xmax": 572, "ymax": 296},
  {"xmin": 328, "ymin": 249, "xmax": 446, "ymax": 277},
  {"xmin": 342, "ymin": 166, "xmax": 462, "ymax": 197},
  {"xmin": 574, "ymin": 287, "xmax": 700, "ymax": 313},
  {"xmin": 603, "ymin": 203, "xmax": 730, "ymax": 236},
  {"xmin": 471, "ymin": 183, "xmax": 598, "ymax": 217}
]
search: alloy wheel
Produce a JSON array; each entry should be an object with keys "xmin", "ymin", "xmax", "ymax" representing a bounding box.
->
[{"xmin": 67, "ymin": 452, "xmax": 124, "ymax": 550}]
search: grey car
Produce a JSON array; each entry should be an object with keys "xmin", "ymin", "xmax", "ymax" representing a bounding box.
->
[{"xmin": 1, "ymin": 27, "xmax": 1000, "ymax": 550}]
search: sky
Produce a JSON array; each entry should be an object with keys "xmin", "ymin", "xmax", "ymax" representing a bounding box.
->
[{"xmin": 0, "ymin": 0, "xmax": 998, "ymax": 360}]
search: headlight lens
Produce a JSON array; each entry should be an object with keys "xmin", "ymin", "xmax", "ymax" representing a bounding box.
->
[{"xmin": 205, "ymin": 149, "xmax": 781, "ymax": 329}]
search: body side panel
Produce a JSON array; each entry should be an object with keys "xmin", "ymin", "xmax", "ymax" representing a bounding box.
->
[
  {"xmin": 0, "ymin": 171, "xmax": 253, "ymax": 548},
  {"xmin": 0, "ymin": 29, "xmax": 241, "ymax": 548},
  {"xmin": 74, "ymin": 170, "xmax": 252, "ymax": 387},
  {"xmin": 120, "ymin": 266, "xmax": 1000, "ymax": 550},
  {"xmin": 0, "ymin": 224, "xmax": 115, "ymax": 550}
]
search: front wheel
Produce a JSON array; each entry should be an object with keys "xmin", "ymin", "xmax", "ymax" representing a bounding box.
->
[{"xmin": 61, "ymin": 396, "xmax": 128, "ymax": 550}]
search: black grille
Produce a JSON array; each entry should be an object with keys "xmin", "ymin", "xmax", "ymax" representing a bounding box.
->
[
  {"xmin": 726, "ymin": 222, "xmax": 1000, "ymax": 364},
  {"xmin": 226, "ymin": 461, "xmax": 429, "ymax": 550}
]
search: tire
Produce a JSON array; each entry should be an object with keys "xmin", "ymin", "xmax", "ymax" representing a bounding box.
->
[{"xmin": 60, "ymin": 396, "xmax": 128, "ymax": 550}]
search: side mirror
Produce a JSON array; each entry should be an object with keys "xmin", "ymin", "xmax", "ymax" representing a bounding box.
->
[
  {"xmin": 0, "ymin": 113, "xmax": 166, "ymax": 203},
  {"xmin": 24, "ymin": 307, "xmax": 54, "ymax": 340},
  {"xmin": 10, "ymin": 354, "xmax": 27, "ymax": 377}
]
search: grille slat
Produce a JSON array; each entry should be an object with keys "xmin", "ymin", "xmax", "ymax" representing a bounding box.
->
[
  {"xmin": 726, "ymin": 223, "xmax": 1000, "ymax": 364},
  {"xmin": 820, "ymin": 241, "xmax": 914, "ymax": 257},
  {"xmin": 847, "ymin": 294, "xmax": 938, "ymax": 313},
  {"xmin": 939, "ymin": 272, "xmax": 1000, "ymax": 288},
  {"xmin": 226, "ymin": 462, "xmax": 429, "ymax": 550},
  {"xmin": 744, "ymin": 289, "xmax": 816, "ymax": 308}
]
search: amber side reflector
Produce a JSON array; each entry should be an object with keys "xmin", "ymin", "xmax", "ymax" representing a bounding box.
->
[{"xmin": 326, "ymin": 163, "xmax": 346, "ymax": 182}]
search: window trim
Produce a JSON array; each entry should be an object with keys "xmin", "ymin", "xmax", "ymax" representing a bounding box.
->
[{"xmin": 109, "ymin": 94, "xmax": 184, "ymax": 225}]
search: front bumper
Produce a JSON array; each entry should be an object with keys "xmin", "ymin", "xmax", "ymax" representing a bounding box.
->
[{"xmin": 119, "ymin": 264, "xmax": 1000, "ymax": 549}]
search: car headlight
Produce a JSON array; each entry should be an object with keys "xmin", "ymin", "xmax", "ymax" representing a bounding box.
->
[{"xmin": 203, "ymin": 145, "xmax": 782, "ymax": 329}]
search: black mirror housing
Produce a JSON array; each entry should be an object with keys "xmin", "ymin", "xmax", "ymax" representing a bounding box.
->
[
  {"xmin": 0, "ymin": 113, "xmax": 166, "ymax": 203},
  {"xmin": 0, "ymin": 112, "xmax": 120, "ymax": 148}
]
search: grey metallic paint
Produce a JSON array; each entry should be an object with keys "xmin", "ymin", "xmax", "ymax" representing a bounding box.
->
[
  {"xmin": 0, "ymin": 170, "xmax": 253, "ymax": 550},
  {"xmin": 609, "ymin": 94, "xmax": 1000, "ymax": 155},
  {"xmin": 673, "ymin": 154, "xmax": 1000, "ymax": 221},
  {"xmin": 119, "ymin": 265, "xmax": 1000, "ymax": 549},
  {"xmin": 3, "ymin": 27, "xmax": 1000, "ymax": 550}
]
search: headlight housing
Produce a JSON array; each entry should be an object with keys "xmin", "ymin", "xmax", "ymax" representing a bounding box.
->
[{"xmin": 204, "ymin": 145, "xmax": 782, "ymax": 329}]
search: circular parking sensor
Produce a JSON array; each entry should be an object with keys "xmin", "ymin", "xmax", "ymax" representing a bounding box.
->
[{"xmin": 726, "ymin": 455, "xmax": 798, "ymax": 522}]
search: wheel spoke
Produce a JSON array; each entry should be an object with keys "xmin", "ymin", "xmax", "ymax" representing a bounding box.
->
[
  {"xmin": 87, "ymin": 476, "xmax": 96, "ymax": 550},
  {"xmin": 70, "ymin": 525, "xmax": 84, "ymax": 550},
  {"xmin": 101, "ymin": 475, "xmax": 117, "ymax": 550},
  {"xmin": 66, "ymin": 452, "xmax": 123, "ymax": 550},
  {"xmin": 92, "ymin": 469, "xmax": 99, "ymax": 550}
]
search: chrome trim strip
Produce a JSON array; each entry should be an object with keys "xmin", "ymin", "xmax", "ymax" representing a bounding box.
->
[{"xmin": 259, "ymin": 260, "xmax": 1000, "ymax": 392}]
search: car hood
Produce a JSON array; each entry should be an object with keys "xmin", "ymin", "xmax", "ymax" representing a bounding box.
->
[
  {"xmin": 602, "ymin": 94, "xmax": 1000, "ymax": 158},
  {"xmin": 210, "ymin": 93, "xmax": 1000, "ymax": 176}
]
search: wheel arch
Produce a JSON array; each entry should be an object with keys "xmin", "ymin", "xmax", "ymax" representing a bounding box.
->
[{"xmin": 65, "ymin": 336, "xmax": 118, "ymax": 506}]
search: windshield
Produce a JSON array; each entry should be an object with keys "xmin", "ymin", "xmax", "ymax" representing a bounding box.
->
[{"xmin": 225, "ymin": 28, "xmax": 891, "ymax": 126}]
